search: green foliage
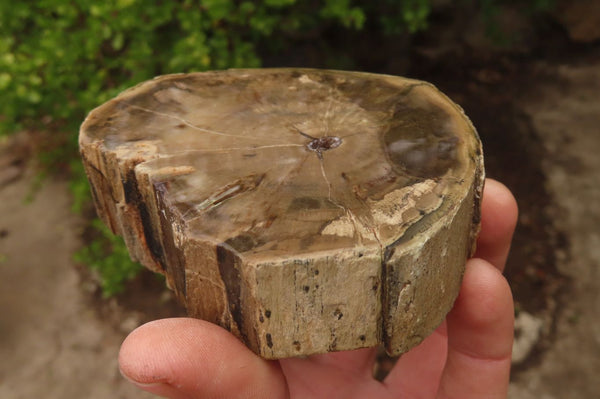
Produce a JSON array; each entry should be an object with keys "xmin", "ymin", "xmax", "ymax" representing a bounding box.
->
[
  {"xmin": 320, "ymin": 0, "xmax": 366, "ymax": 29},
  {"xmin": 378, "ymin": 0, "xmax": 431, "ymax": 35},
  {"xmin": 0, "ymin": 0, "xmax": 385, "ymax": 138},
  {"xmin": 0, "ymin": 0, "xmax": 558, "ymax": 139},
  {"xmin": 74, "ymin": 219, "xmax": 143, "ymax": 297}
]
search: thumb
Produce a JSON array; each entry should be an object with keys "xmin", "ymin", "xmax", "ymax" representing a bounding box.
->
[{"xmin": 119, "ymin": 318, "xmax": 288, "ymax": 399}]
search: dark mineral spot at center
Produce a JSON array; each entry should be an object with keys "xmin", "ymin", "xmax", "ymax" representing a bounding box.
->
[
  {"xmin": 294, "ymin": 126, "xmax": 342, "ymax": 158},
  {"xmin": 307, "ymin": 136, "xmax": 342, "ymax": 155}
]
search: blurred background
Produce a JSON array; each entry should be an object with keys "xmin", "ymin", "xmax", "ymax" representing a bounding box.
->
[{"xmin": 1, "ymin": 1, "xmax": 598, "ymax": 398}]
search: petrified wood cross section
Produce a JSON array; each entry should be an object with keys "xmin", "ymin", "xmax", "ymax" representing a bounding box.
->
[{"xmin": 79, "ymin": 69, "xmax": 484, "ymax": 359}]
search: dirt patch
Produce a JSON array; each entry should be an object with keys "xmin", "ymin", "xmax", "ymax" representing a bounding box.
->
[
  {"xmin": 510, "ymin": 58, "xmax": 600, "ymax": 399},
  {"xmin": 80, "ymin": 265, "xmax": 186, "ymax": 334},
  {"xmin": 0, "ymin": 161, "xmax": 155, "ymax": 399}
]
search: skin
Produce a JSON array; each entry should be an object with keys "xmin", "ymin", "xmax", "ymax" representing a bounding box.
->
[{"xmin": 119, "ymin": 178, "xmax": 518, "ymax": 399}]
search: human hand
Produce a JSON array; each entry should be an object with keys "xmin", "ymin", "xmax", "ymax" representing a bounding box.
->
[{"xmin": 119, "ymin": 178, "xmax": 518, "ymax": 399}]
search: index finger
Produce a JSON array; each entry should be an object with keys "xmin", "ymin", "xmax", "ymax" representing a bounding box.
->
[{"xmin": 474, "ymin": 179, "xmax": 518, "ymax": 271}]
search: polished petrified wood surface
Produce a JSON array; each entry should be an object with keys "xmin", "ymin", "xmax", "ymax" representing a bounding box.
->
[{"xmin": 79, "ymin": 69, "xmax": 484, "ymax": 359}]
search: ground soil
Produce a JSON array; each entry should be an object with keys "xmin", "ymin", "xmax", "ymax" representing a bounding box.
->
[{"xmin": 1, "ymin": 27, "xmax": 599, "ymax": 399}]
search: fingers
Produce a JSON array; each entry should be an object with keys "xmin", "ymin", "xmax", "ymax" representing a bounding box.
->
[
  {"xmin": 475, "ymin": 179, "xmax": 518, "ymax": 271},
  {"xmin": 384, "ymin": 178, "xmax": 516, "ymax": 397},
  {"xmin": 119, "ymin": 318, "xmax": 288, "ymax": 399},
  {"xmin": 437, "ymin": 258, "xmax": 514, "ymax": 399}
]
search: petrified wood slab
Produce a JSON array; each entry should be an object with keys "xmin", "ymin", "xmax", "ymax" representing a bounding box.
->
[{"xmin": 79, "ymin": 69, "xmax": 484, "ymax": 359}]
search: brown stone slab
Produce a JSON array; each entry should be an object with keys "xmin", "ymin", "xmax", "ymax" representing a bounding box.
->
[{"xmin": 79, "ymin": 69, "xmax": 484, "ymax": 358}]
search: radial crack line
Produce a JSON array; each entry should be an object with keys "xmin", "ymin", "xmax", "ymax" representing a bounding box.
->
[
  {"xmin": 323, "ymin": 90, "xmax": 334, "ymax": 136},
  {"xmin": 336, "ymin": 106, "xmax": 357, "ymax": 126},
  {"xmin": 318, "ymin": 157, "xmax": 334, "ymax": 203},
  {"xmin": 127, "ymin": 104, "xmax": 257, "ymax": 140},
  {"xmin": 258, "ymin": 153, "xmax": 311, "ymax": 212},
  {"xmin": 318, "ymin": 157, "xmax": 366, "ymax": 246},
  {"xmin": 168, "ymin": 143, "xmax": 304, "ymax": 156}
]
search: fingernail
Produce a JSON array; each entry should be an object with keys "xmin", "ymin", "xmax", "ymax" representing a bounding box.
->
[
  {"xmin": 119, "ymin": 365, "xmax": 187, "ymax": 398},
  {"xmin": 122, "ymin": 376, "xmax": 182, "ymax": 398},
  {"xmin": 120, "ymin": 368, "xmax": 165, "ymax": 390}
]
